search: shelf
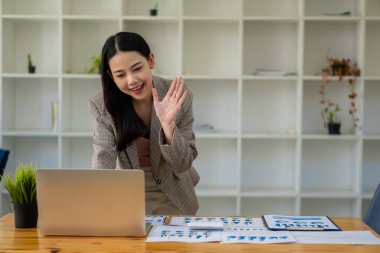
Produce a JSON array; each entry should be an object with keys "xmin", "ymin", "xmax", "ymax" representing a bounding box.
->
[
  {"xmin": 63, "ymin": 0, "xmax": 120, "ymax": 17},
  {"xmin": 304, "ymin": 0, "xmax": 361, "ymax": 17},
  {"xmin": 363, "ymin": 81, "xmax": 380, "ymax": 135},
  {"xmin": 301, "ymin": 190, "xmax": 357, "ymax": 198},
  {"xmin": 196, "ymin": 188, "xmax": 238, "ymax": 197},
  {"xmin": 2, "ymin": 73, "xmax": 58, "ymax": 78},
  {"xmin": 122, "ymin": 16, "xmax": 179, "ymax": 21},
  {"xmin": 2, "ymin": 0, "xmax": 59, "ymax": 15},
  {"xmin": 197, "ymin": 197, "xmax": 237, "ymax": 216},
  {"xmin": 304, "ymin": 17, "xmax": 361, "ymax": 23},
  {"xmin": 243, "ymin": 17, "xmax": 298, "ymax": 22},
  {"xmin": 123, "ymin": 0, "xmax": 180, "ymax": 17},
  {"xmin": 242, "ymin": 139, "xmax": 296, "ymax": 192},
  {"xmin": 243, "ymin": 0, "xmax": 298, "ymax": 18},
  {"xmin": 62, "ymin": 16, "xmax": 119, "ymax": 21},
  {"xmin": 195, "ymin": 132, "xmax": 237, "ymax": 139},
  {"xmin": 303, "ymin": 75, "xmax": 361, "ymax": 81},
  {"xmin": 61, "ymin": 132, "xmax": 93, "ymax": 137},
  {"xmin": 183, "ymin": 0, "xmax": 240, "ymax": 18},
  {"xmin": 62, "ymin": 74, "xmax": 101, "ymax": 79},
  {"xmin": 1, "ymin": 131, "xmax": 58, "ymax": 137},
  {"xmin": 243, "ymin": 75, "xmax": 298, "ymax": 80},
  {"xmin": 363, "ymin": 135, "xmax": 380, "ymax": 140},
  {"xmin": 241, "ymin": 197, "xmax": 296, "ymax": 216},
  {"xmin": 242, "ymin": 80, "xmax": 297, "ymax": 133},
  {"xmin": 1, "ymin": 15, "xmax": 58, "ymax": 21},
  {"xmin": 301, "ymin": 198, "xmax": 356, "ymax": 217},
  {"xmin": 365, "ymin": 22, "xmax": 380, "ymax": 77},
  {"xmin": 242, "ymin": 133, "xmax": 297, "ymax": 139},
  {"xmin": 194, "ymin": 139, "xmax": 238, "ymax": 191},
  {"xmin": 183, "ymin": 75, "xmax": 238, "ymax": 80},
  {"xmin": 187, "ymin": 80, "xmax": 238, "ymax": 133},
  {"xmin": 362, "ymin": 191, "xmax": 375, "ymax": 199},
  {"xmin": 241, "ymin": 190, "xmax": 296, "ymax": 197},
  {"xmin": 362, "ymin": 140, "xmax": 380, "ymax": 195},
  {"xmin": 62, "ymin": 137, "xmax": 93, "ymax": 168},
  {"xmin": 183, "ymin": 21, "xmax": 239, "ymax": 76},
  {"xmin": 366, "ymin": 0, "xmax": 380, "ymax": 18},
  {"xmin": 302, "ymin": 135, "xmax": 359, "ymax": 140}
]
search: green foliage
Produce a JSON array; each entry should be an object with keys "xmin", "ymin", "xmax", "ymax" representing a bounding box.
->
[
  {"xmin": 1, "ymin": 163, "xmax": 37, "ymax": 204},
  {"xmin": 153, "ymin": 3, "xmax": 159, "ymax": 9},
  {"xmin": 85, "ymin": 54, "xmax": 101, "ymax": 74},
  {"xmin": 27, "ymin": 54, "xmax": 35, "ymax": 68}
]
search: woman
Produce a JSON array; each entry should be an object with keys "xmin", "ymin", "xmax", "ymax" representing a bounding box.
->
[{"xmin": 89, "ymin": 32, "xmax": 199, "ymax": 215}]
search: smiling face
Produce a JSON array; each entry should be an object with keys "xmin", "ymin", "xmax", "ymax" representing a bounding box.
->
[{"xmin": 108, "ymin": 51, "xmax": 155, "ymax": 102}]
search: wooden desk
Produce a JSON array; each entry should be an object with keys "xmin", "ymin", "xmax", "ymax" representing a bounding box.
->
[{"xmin": 0, "ymin": 214, "xmax": 379, "ymax": 253}]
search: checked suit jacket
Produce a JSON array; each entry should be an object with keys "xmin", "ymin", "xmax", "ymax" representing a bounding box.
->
[{"xmin": 88, "ymin": 75, "xmax": 200, "ymax": 214}]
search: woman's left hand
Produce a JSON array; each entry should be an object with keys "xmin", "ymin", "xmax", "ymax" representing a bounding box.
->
[{"xmin": 152, "ymin": 77, "xmax": 187, "ymax": 127}]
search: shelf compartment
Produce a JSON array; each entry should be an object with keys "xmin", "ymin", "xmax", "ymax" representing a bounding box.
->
[
  {"xmin": 242, "ymin": 139, "xmax": 296, "ymax": 192},
  {"xmin": 187, "ymin": 79, "xmax": 238, "ymax": 133},
  {"xmin": 366, "ymin": 0, "xmax": 380, "ymax": 18},
  {"xmin": 63, "ymin": 20, "xmax": 119, "ymax": 74},
  {"xmin": 301, "ymin": 139, "xmax": 358, "ymax": 192},
  {"xmin": 62, "ymin": 137, "xmax": 93, "ymax": 168},
  {"xmin": 365, "ymin": 22, "xmax": 380, "ymax": 77},
  {"xmin": 304, "ymin": 21, "xmax": 360, "ymax": 76},
  {"xmin": 243, "ymin": 0, "xmax": 297, "ymax": 18},
  {"xmin": 2, "ymin": 78, "xmax": 58, "ymax": 132},
  {"xmin": 123, "ymin": 20, "xmax": 180, "ymax": 76},
  {"xmin": 362, "ymin": 140, "xmax": 380, "ymax": 194},
  {"xmin": 363, "ymin": 81, "xmax": 380, "ymax": 135},
  {"xmin": 123, "ymin": 0, "xmax": 179, "ymax": 17},
  {"xmin": 301, "ymin": 198, "xmax": 356, "ymax": 217},
  {"xmin": 197, "ymin": 196, "xmax": 237, "ymax": 216},
  {"xmin": 183, "ymin": 21, "xmax": 239, "ymax": 76},
  {"xmin": 302, "ymin": 80, "xmax": 361, "ymax": 135},
  {"xmin": 193, "ymin": 139, "xmax": 238, "ymax": 191},
  {"xmin": 62, "ymin": 79, "xmax": 101, "ymax": 132},
  {"xmin": 1, "ymin": 136, "xmax": 58, "ymax": 174},
  {"xmin": 196, "ymin": 187, "xmax": 238, "ymax": 197},
  {"xmin": 2, "ymin": 0, "xmax": 59, "ymax": 15},
  {"xmin": 242, "ymin": 80, "xmax": 296, "ymax": 134},
  {"xmin": 241, "ymin": 197, "xmax": 296, "ymax": 216},
  {"xmin": 304, "ymin": 0, "xmax": 360, "ymax": 17},
  {"xmin": 184, "ymin": 0, "xmax": 240, "ymax": 18},
  {"xmin": 2, "ymin": 19, "xmax": 59, "ymax": 74},
  {"xmin": 243, "ymin": 21, "xmax": 298, "ymax": 76},
  {"xmin": 63, "ymin": 0, "xmax": 121, "ymax": 17}
]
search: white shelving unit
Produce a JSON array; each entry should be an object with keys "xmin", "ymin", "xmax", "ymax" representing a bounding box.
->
[{"xmin": 1, "ymin": 0, "xmax": 379, "ymax": 217}]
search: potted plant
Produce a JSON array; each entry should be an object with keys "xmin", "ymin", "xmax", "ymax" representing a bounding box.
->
[
  {"xmin": 27, "ymin": 54, "xmax": 36, "ymax": 73},
  {"xmin": 150, "ymin": 3, "xmax": 158, "ymax": 16},
  {"xmin": 1, "ymin": 163, "xmax": 38, "ymax": 228},
  {"xmin": 321, "ymin": 103, "xmax": 341, "ymax": 135},
  {"xmin": 319, "ymin": 56, "xmax": 361, "ymax": 135},
  {"xmin": 84, "ymin": 54, "xmax": 101, "ymax": 74}
]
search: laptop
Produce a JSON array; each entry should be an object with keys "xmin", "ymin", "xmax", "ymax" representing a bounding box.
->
[{"xmin": 36, "ymin": 169, "xmax": 147, "ymax": 237}]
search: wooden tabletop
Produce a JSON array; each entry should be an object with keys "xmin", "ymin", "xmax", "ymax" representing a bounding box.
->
[{"xmin": 0, "ymin": 214, "xmax": 379, "ymax": 253}]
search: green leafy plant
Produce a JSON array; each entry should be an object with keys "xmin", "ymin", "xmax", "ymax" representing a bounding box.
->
[
  {"xmin": 84, "ymin": 54, "xmax": 101, "ymax": 74},
  {"xmin": 1, "ymin": 163, "xmax": 37, "ymax": 204},
  {"xmin": 153, "ymin": 3, "xmax": 159, "ymax": 10},
  {"xmin": 27, "ymin": 54, "xmax": 35, "ymax": 68}
]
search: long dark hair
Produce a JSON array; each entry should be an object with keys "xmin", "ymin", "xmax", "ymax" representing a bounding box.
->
[{"xmin": 100, "ymin": 32, "xmax": 151, "ymax": 151}]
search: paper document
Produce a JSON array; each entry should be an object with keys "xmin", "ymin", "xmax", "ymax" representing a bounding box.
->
[
  {"xmin": 146, "ymin": 225, "xmax": 221, "ymax": 243},
  {"xmin": 222, "ymin": 231, "xmax": 296, "ymax": 244},
  {"xmin": 145, "ymin": 215, "xmax": 168, "ymax": 226},
  {"xmin": 291, "ymin": 231, "xmax": 380, "ymax": 244},
  {"xmin": 263, "ymin": 215, "xmax": 340, "ymax": 231},
  {"xmin": 170, "ymin": 216, "xmax": 264, "ymax": 228}
]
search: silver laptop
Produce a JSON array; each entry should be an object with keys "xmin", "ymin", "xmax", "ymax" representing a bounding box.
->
[{"xmin": 36, "ymin": 169, "xmax": 146, "ymax": 237}]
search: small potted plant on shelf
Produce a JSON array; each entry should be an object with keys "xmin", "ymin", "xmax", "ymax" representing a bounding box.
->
[
  {"xmin": 84, "ymin": 54, "xmax": 101, "ymax": 74},
  {"xmin": 1, "ymin": 163, "xmax": 38, "ymax": 228},
  {"xmin": 321, "ymin": 102, "xmax": 341, "ymax": 135},
  {"xmin": 319, "ymin": 55, "xmax": 361, "ymax": 135},
  {"xmin": 27, "ymin": 54, "xmax": 36, "ymax": 73},
  {"xmin": 150, "ymin": 3, "xmax": 158, "ymax": 16}
]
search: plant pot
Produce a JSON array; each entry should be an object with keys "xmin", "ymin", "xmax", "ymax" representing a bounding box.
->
[
  {"xmin": 28, "ymin": 66, "xmax": 36, "ymax": 73},
  {"xmin": 328, "ymin": 123, "xmax": 341, "ymax": 135},
  {"xmin": 12, "ymin": 202, "xmax": 38, "ymax": 228},
  {"xmin": 150, "ymin": 9, "xmax": 158, "ymax": 16}
]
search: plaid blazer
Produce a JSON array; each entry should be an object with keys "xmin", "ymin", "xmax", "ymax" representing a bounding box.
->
[{"xmin": 88, "ymin": 75, "xmax": 200, "ymax": 214}]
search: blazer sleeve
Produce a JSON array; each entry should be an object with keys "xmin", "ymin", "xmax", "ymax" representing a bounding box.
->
[
  {"xmin": 88, "ymin": 98, "xmax": 117, "ymax": 169},
  {"xmin": 159, "ymin": 89, "xmax": 198, "ymax": 175}
]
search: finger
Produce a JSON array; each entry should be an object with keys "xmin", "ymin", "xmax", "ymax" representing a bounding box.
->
[
  {"xmin": 175, "ymin": 80, "xmax": 184, "ymax": 101},
  {"xmin": 177, "ymin": 90, "xmax": 187, "ymax": 107},
  {"xmin": 152, "ymin": 88, "xmax": 159, "ymax": 107},
  {"xmin": 172, "ymin": 77, "xmax": 181, "ymax": 98},
  {"xmin": 167, "ymin": 78, "xmax": 178, "ymax": 98}
]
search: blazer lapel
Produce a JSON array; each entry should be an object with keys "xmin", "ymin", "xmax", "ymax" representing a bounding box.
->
[{"xmin": 125, "ymin": 140, "xmax": 140, "ymax": 169}]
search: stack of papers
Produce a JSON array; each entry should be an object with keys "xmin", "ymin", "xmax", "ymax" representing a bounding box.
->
[{"xmin": 145, "ymin": 215, "xmax": 380, "ymax": 244}]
